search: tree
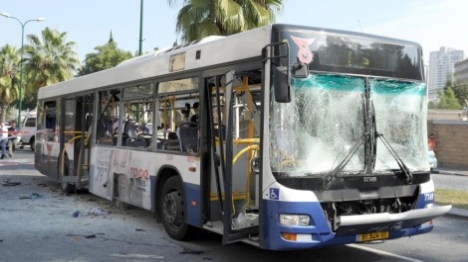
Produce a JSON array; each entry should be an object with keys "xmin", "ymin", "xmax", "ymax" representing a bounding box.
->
[
  {"xmin": 168, "ymin": 0, "xmax": 284, "ymax": 42},
  {"xmin": 451, "ymin": 80, "xmax": 468, "ymax": 107},
  {"xmin": 438, "ymin": 87, "xmax": 462, "ymax": 110},
  {"xmin": 78, "ymin": 32, "xmax": 133, "ymax": 76},
  {"xmin": 22, "ymin": 27, "xmax": 80, "ymax": 108},
  {"xmin": 0, "ymin": 44, "xmax": 21, "ymax": 123},
  {"xmin": 428, "ymin": 100, "xmax": 438, "ymax": 109}
]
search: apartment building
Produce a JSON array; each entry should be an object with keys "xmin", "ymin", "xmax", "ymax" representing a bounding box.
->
[{"xmin": 428, "ymin": 47, "xmax": 464, "ymax": 100}]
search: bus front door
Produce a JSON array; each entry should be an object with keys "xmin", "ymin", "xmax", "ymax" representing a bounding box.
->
[
  {"xmin": 59, "ymin": 94, "xmax": 93, "ymax": 191},
  {"xmin": 207, "ymin": 72, "xmax": 260, "ymax": 245}
]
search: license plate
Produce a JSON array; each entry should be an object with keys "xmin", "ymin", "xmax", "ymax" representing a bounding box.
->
[{"xmin": 358, "ymin": 231, "xmax": 389, "ymax": 242}]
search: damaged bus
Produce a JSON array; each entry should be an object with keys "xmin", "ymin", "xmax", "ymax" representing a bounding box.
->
[{"xmin": 35, "ymin": 24, "xmax": 450, "ymax": 250}]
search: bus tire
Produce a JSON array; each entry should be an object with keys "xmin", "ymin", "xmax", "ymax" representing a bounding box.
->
[
  {"xmin": 61, "ymin": 155, "xmax": 75, "ymax": 193},
  {"xmin": 160, "ymin": 176, "xmax": 195, "ymax": 240}
]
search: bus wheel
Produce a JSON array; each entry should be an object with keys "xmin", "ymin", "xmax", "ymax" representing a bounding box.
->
[
  {"xmin": 61, "ymin": 155, "xmax": 75, "ymax": 193},
  {"xmin": 161, "ymin": 176, "xmax": 193, "ymax": 240}
]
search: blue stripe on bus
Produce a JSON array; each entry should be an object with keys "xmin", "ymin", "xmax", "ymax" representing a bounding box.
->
[
  {"xmin": 261, "ymin": 200, "xmax": 334, "ymax": 250},
  {"xmin": 415, "ymin": 191, "xmax": 434, "ymax": 209},
  {"xmin": 184, "ymin": 183, "xmax": 201, "ymax": 227},
  {"xmin": 261, "ymin": 199, "xmax": 434, "ymax": 250},
  {"xmin": 149, "ymin": 178, "xmax": 200, "ymax": 227}
]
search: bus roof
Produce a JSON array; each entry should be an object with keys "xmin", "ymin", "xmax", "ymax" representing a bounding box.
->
[
  {"xmin": 38, "ymin": 26, "xmax": 271, "ymax": 99},
  {"xmin": 38, "ymin": 24, "xmax": 423, "ymax": 99}
]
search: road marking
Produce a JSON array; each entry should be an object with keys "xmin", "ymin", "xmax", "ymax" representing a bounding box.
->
[
  {"xmin": 109, "ymin": 254, "xmax": 164, "ymax": 259},
  {"xmin": 0, "ymin": 159, "xmax": 34, "ymax": 166},
  {"xmin": 348, "ymin": 244, "xmax": 424, "ymax": 262}
]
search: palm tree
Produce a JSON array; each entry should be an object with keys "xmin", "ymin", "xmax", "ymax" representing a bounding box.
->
[
  {"xmin": 23, "ymin": 27, "xmax": 80, "ymax": 91},
  {"xmin": 168, "ymin": 0, "xmax": 284, "ymax": 43},
  {"xmin": 77, "ymin": 32, "xmax": 133, "ymax": 76},
  {"xmin": 0, "ymin": 44, "xmax": 21, "ymax": 123}
]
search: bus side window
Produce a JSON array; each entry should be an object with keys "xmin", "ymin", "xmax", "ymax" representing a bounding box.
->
[{"xmin": 178, "ymin": 122, "xmax": 198, "ymax": 153}]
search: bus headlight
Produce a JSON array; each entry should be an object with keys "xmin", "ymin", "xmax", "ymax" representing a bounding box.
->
[{"xmin": 279, "ymin": 214, "xmax": 310, "ymax": 226}]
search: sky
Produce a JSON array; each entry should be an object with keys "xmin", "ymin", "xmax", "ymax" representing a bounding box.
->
[{"xmin": 0, "ymin": 0, "xmax": 467, "ymax": 65}]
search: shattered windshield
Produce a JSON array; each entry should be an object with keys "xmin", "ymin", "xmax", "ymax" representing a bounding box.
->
[
  {"xmin": 269, "ymin": 74, "xmax": 365, "ymax": 176},
  {"xmin": 269, "ymin": 74, "xmax": 428, "ymax": 177},
  {"xmin": 371, "ymin": 80, "xmax": 428, "ymax": 172}
]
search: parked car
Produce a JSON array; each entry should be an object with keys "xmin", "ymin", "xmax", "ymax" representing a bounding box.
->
[
  {"xmin": 19, "ymin": 115, "xmax": 36, "ymax": 152},
  {"xmin": 428, "ymin": 149, "xmax": 438, "ymax": 171}
]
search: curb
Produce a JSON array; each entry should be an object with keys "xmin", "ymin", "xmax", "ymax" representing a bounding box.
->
[
  {"xmin": 447, "ymin": 206, "xmax": 468, "ymax": 218},
  {"xmin": 432, "ymin": 169, "xmax": 468, "ymax": 177},
  {"xmin": 434, "ymin": 205, "xmax": 468, "ymax": 218},
  {"xmin": 446, "ymin": 206, "xmax": 468, "ymax": 218}
]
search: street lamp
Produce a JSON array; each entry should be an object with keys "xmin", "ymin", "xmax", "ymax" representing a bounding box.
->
[{"xmin": 0, "ymin": 12, "xmax": 45, "ymax": 128}]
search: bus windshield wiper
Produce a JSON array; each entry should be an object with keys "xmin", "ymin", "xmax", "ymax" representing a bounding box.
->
[
  {"xmin": 376, "ymin": 133, "xmax": 414, "ymax": 185},
  {"xmin": 321, "ymin": 136, "xmax": 364, "ymax": 190},
  {"xmin": 369, "ymin": 100, "xmax": 413, "ymax": 185}
]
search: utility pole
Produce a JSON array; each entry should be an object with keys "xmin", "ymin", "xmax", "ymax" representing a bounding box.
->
[
  {"xmin": 139, "ymin": 0, "xmax": 144, "ymax": 56},
  {"xmin": 0, "ymin": 12, "xmax": 45, "ymax": 128}
]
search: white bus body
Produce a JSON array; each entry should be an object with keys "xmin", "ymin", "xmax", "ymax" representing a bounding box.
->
[{"xmin": 35, "ymin": 24, "xmax": 450, "ymax": 250}]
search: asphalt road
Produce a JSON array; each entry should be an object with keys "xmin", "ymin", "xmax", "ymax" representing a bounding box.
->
[
  {"xmin": 0, "ymin": 150, "xmax": 466, "ymax": 262},
  {"xmin": 432, "ymin": 173, "xmax": 468, "ymax": 191}
]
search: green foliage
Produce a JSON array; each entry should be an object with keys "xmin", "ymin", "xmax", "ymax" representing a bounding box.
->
[
  {"xmin": 168, "ymin": 0, "xmax": 284, "ymax": 42},
  {"xmin": 436, "ymin": 188, "xmax": 468, "ymax": 209},
  {"xmin": 21, "ymin": 88, "xmax": 38, "ymax": 111},
  {"xmin": 78, "ymin": 40, "xmax": 132, "ymax": 76},
  {"xmin": 21, "ymin": 27, "xmax": 80, "ymax": 110},
  {"xmin": 428, "ymin": 100, "xmax": 438, "ymax": 109},
  {"xmin": 451, "ymin": 80, "xmax": 468, "ymax": 107},
  {"xmin": 438, "ymin": 87, "xmax": 462, "ymax": 110},
  {"xmin": 0, "ymin": 44, "xmax": 21, "ymax": 122}
]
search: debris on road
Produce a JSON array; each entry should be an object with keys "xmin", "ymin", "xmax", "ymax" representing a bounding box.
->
[
  {"xmin": 19, "ymin": 192, "xmax": 42, "ymax": 199},
  {"xmin": 72, "ymin": 207, "xmax": 107, "ymax": 218},
  {"xmin": 3, "ymin": 178, "xmax": 21, "ymax": 186}
]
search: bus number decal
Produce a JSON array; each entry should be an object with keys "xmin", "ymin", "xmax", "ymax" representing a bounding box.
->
[
  {"xmin": 130, "ymin": 167, "xmax": 149, "ymax": 180},
  {"xmin": 424, "ymin": 192, "xmax": 434, "ymax": 202}
]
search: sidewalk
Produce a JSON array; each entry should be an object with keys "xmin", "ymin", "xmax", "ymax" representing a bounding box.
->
[{"xmin": 432, "ymin": 166, "xmax": 468, "ymax": 177}]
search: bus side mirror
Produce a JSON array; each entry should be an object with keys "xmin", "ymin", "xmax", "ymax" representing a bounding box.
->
[
  {"xmin": 273, "ymin": 66, "xmax": 291, "ymax": 103},
  {"xmin": 292, "ymin": 62, "xmax": 309, "ymax": 78}
]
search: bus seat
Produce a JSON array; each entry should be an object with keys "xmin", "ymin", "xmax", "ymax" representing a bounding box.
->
[
  {"xmin": 162, "ymin": 132, "xmax": 180, "ymax": 151},
  {"xmin": 113, "ymin": 133, "xmax": 129, "ymax": 146},
  {"xmin": 178, "ymin": 122, "xmax": 198, "ymax": 153}
]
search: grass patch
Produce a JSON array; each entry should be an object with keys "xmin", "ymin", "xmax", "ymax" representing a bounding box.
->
[{"xmin": 435, "ymin": 188, "xmax": 468, "ymax": 209}]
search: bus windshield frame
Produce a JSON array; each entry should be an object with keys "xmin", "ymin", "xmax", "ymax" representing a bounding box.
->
[
  {"xmin": 272, "ymin": 25, "xmax": 425, "ymax": 81},
  {"xmin": 269, "ymin": 26, "xmax": 428, "ymax": 178}
]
